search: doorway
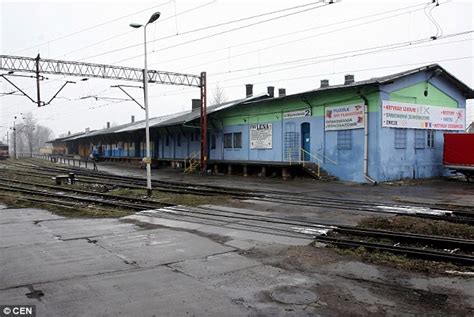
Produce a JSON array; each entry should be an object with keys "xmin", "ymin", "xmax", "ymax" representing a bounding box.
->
[{"xmin": 301, "ymin": 122, "xmax": 310, "ymax": 161}]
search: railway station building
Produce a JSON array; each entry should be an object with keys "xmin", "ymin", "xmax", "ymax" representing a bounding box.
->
[{"xmin": 51, "ymin": 64, "xmax": 474, "ymax": 183}]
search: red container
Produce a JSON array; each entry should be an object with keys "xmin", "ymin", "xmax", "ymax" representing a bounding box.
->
[{"xmin": 443, "ymin": 133, "xmax": 474, "ymax": 166}]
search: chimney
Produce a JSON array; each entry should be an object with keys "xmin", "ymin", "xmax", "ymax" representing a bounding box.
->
[
  {"xmin": 344, "ymin": 74, "xmax": 355, "ymax": 85},
  {"xmin": 278, "ymin": 88, "xmax": 286, "ymax": 98},
  {"xmin": 192, "ymin": 99, "xmax": 201, "ymax": 110},
  {"xmin": 131, "ymin": 115, "xmax": 135, "ymax": 123},
  {"xmin": 107, "ymin": 122, "xmax": 110, "ymax": 129},
  {"xmin": 68, "ymin": 131, "xmax": 71, "ymax": 135},
  {"xmin": 267, "ymin": 86, "xmax": 275, "ymax": 98},
  {"xmin": 245, "ymin": 84, "xmax": 253, "ymax": 97},
  {"xmin": 320, "ymin": 79, "xmax": 329, "ymax": 88},
  {"xmin": 85, "ymin": 127, "xmax": 90, "ymax": 134}
]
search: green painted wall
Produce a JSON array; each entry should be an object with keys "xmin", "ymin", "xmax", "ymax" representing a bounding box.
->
[
  {"xmin": 215, "ymin": 86, "xmax": 380, "ymax": 127},
  {"xmin": 389, "ymin": 82, "xmax": 458, "ymax": 107}
]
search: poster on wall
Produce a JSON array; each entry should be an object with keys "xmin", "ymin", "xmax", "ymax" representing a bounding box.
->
[
  {"xmin": 250, "ymin": 123, "xmax": 272, "ymax": 149},
  {"xmin": 382, "ymin": 101, "xmax": 465, "ymax": 130},
  {"xmin": 325, "ymin": 104, "xmax": 364, "ymax": 131}
]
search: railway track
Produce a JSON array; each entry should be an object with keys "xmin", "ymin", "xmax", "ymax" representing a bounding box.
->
[
  {"xmin": 132, "ymin": 206, "xmax": 474, "ymax": 265},
  {"xmin": 0, "ymin": 171, "xmax": 473, "ymax": 266},
  {"xmin": 3, "ymin": 159, "xmax": 474, "ymax": 225}
]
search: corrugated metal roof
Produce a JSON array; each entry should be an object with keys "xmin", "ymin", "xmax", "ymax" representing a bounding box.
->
[
  {"xmin": 47, "ymin": 130, "xmax": 91, "ymax": 143},
  {"xmin": 50, "ymin": 93, "xmax": 268, "ymax": 142},
  {"xmin": 150, "ymin": 93, "xmax": 268, "ymax": 128},
  {"xmin": 245, "ymin": 64, "xmax": 474, "ymax": 105}
]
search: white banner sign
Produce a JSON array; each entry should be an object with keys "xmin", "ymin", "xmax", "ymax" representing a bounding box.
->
[
  {"xmin": 325, "ymin": 104, "xmax": 364, "ymax": 131},
  {"xmin": 250, "ymin": 123, "xmax": 272, "ymax": 149},
  {"xmin": 382, "ymin": 101, "xmax": 465, "ymax": 130},
  {"xmin": 283, "ymin": 109, "xmax": 311, "ymax": 119}
]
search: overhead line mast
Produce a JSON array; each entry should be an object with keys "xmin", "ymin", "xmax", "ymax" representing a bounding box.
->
[{"xmin": 0, "ymin": 54, "xmax": 208, "ymax": 171}]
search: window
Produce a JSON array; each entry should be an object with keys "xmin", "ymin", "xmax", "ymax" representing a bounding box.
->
[
  {"xmin": 190, "ymin": 132, "xmax": 194, "ymax": 141},
  {"xmin": 210, "ymin": 134, "xmax": 216, "ymax": 150},
  {"xmin": 165, "ymin": 134, "xmax": 169, "ymax": 146},
  {"xmin": 233, "ymin": 132, "xmax": 242, "ymax": 148},
  {"xmin": 427, "ymin": 130, "xmax": 435, "ymax": 148},
  {"xmin": 195, "ymin": 132, "xmax": 200, "ymax": 142},
  {"xmin": 337, "ymin": 130, "xmax": 352, "ymax": 150},
  {"xmin": 224, "ymin": 133, "xmax": 232, "ymax": 148},
  {"xmin": 177, "ymin": 134, "xmax": 181, "ymax": 147},
  {"xmin": 415, "ymin": 130, "xmax": 425, "ymax": 149},
  {"xmin": 394, "ymin": 129, "xmax": 407, "ymax": 149}
]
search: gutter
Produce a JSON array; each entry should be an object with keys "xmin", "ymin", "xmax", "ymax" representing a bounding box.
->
[{"xmin": 358, "ymin": 90, "xmax": 377, "ymax": 185}]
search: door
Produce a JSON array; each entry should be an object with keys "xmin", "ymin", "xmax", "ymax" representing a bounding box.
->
[{"xmin": 301, "ymin": 123, "xmax": 310, "ymax": 161}]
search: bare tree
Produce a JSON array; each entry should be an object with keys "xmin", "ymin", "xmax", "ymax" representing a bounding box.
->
[
  {"xmin": 16, "ymin": 112, "xmax": 53, "ymax": 156},
  {"xmin": 212, "ymin": 83, "xmax": 227, "ymax": 106}
]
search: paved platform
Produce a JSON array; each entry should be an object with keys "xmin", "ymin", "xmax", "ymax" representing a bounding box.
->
[{"xmin": 1, "ymin": 207, "xmax": 473, "ymax": 316}]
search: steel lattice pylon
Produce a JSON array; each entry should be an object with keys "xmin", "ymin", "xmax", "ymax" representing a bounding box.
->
[
  {"xmin": 0, "ymin": 54, "xmax": 208, "ymax": 171},
  {"xmin": 0, "ymin": 55, "xmax": 201, "ymax": 87}
]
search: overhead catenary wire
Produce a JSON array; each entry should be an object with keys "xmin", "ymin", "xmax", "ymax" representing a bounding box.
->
[
  {"xmin": 175, "ymin": 3, "xmax": 435, "ymax": 72},
  {"xmin": 208, "ymin": 30, "xmax": 474, "ymax": 76},
  {"xmin": 57, "ymin": 0, "xmax": 217, "ymax": 60},
  {"xmin": 151, "ymin": 1, "xmax": 430, "ymax": 68},
  {"xmin": 81, "ymin": 1, "xmax": 332, "ymax": 63},
  {"xmin": 155, "ymin": 52, "xmax": 474, "ymax": 98}
]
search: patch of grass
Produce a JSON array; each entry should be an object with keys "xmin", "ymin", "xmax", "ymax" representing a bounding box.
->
[
  {"xmin": 357, "ymin": 216, "xmax": 474, "ymax": 240},
  {"xmin": 108, "ymin": 188, "xmax": 230, "ymax": 207},
  {"xmin": 333, "ymin": 246, "xmax": 474, "ymax": 274},
  {"xmin": 155, "ymin": 191, "xmax": 230, "ymax": 207},
  {"xmin": 0, "ymin": 191, "xmax": 130, "ymax": 218}
]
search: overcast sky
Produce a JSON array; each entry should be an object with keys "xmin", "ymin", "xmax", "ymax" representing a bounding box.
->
[{"xmin": 1, "ymin": 0, "xmax": 473, "ymax": 140}]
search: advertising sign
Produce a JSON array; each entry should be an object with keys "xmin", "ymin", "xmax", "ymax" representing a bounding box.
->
[
  {"xmin": 325, "ymin": 104, "xmax": 364, "ymax": 131},
  {"xmin": 382, "ymin": 101, "xmax": 465, "ymax": 130},
  {"xmin": 250, "ymin": 123, "xmax": 272, "ymax": 149},
  {"xmin": 283, "ymin": 109, "xmax": 311, "ymax": 119}
]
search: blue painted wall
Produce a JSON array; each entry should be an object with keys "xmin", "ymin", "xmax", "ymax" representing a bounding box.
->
[{"xmin": 375, "ymin": 71, "xmax": 466, "ymax": 182}]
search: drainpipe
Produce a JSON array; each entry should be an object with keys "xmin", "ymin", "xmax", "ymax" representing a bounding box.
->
[{"xmin": 358, "ymin": 91, "xmax": 377, "ymax": 185}]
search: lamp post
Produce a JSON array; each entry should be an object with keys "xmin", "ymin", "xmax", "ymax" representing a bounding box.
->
[
  {"xmin": 11, "ymin": 114, "xmax": 23, "ymax": 160},
  {"xmin": 130, "ymin": 11, "xmax": 161, "ymax": 197}
]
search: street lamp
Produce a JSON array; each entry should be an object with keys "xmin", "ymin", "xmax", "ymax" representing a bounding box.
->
[
  {"xmin": 11, "ymin": 113, "xmax": 24, "ymax": 160},
  {"xmin": 130, "ymin": 11, "xmax": 161, "ymax": 197}
]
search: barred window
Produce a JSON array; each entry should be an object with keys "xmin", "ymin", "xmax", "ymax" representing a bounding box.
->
[
  {"xmin": 210, "ymin": 134, "xmax": 216, "ymax": 150},
  {"xmin": 394, "ymin": 129, "xmax": 407, "ymax": 149},
  {"xmin": 337, "ymin": 130, "xmax": 352, "ymax": 150},
  {"xmin": 224, "ymin": 133, "xmax": 232, "ymax": 148},
  {"xmin": 233, "ymin": 132, "xmax": 242, "ymax": 148},
  {"xmin": 165, "ymin": 134, "xmax": 169, "ymax": 146},
  {"xmin": 177, "ymin": 134, "xmax": 181, "ymax": 147},
  {"xmin": 415, "ymin": 130, "xmax": 425, "ymax": 149},
  {"xmin": 427, "ymin": 130, "xmax": 435, "ymax": 148}
]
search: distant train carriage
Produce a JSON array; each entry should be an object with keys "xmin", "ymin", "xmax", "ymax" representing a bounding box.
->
[{"xmin": 0, "ymin": 143, "xmax": 9, "ymax": 160}]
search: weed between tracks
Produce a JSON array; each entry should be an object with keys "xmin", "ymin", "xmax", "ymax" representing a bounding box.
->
[
  {"xmin": 0, "ymin": 159, "xmax": 231, "ymax": 217},
  {"xmin": 358, "ymin": 216, "xmax": 474, "ymax": 240},
  {"xmin": 108, "ymin": 188, "xmax": 230, "ymax": 207},
  {"xmin": 0, "ymin": 190, "xmax": 130, "ymax": 218},
  {"xmin": 331, "ymin": 246, "xmax": 474, "ymax": 275},
  {"xmin": 326, "ymin": 215, "xmax": 474, "ymax": 274}
]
